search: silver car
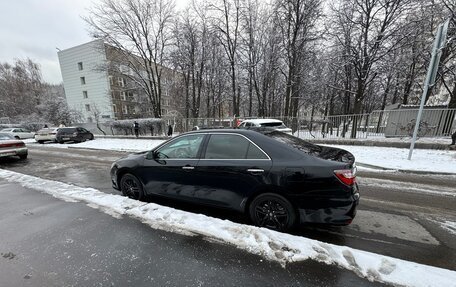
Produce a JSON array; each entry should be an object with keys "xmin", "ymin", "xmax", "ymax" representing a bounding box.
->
[
  {"xmin": 0, "ymin": 133, "xmax": 28, "ymax": 160},
  {"xmin": 0, "ymin": 128, "xmax": 35, "ymax": 139}
]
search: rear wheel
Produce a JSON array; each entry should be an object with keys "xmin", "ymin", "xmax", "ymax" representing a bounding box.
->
[
  {"xmin": 37, "ymin": 140, "xmax": 44, "ymax": 144},
  {"xmin": 120, "ymin": 173, "xmax": 145, "ymax": 201},
  {"xmin": 14, "ymin": 136, "xmax": 20, "ymax": 140},
  {"xmin": 249, "ymin": 193, "xmax": 296, "ymax": 232}
]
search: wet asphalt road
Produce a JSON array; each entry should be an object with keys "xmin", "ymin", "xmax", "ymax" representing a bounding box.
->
[
  {"xmin": 0, "ymin": 143, "xmax": 455, "ymax": 285},
  {"xmin": 0, "ymin": 181, "xmax": 383, "ymax": 287}
]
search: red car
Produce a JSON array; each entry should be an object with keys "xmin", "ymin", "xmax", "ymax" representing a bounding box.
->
[{"xmin": 0, "ymin": 132, "xmax": 28, "ymax": 160}]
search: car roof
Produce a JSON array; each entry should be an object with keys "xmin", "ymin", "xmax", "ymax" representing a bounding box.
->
[{"xmin": 241, "ymin": 118, "xmax": 284, "ymax": 124}]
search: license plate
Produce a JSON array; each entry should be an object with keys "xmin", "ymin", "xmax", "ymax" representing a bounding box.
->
[{"xmin": 63, "ymin": 137, "xmax": 70, "ymax": 140}]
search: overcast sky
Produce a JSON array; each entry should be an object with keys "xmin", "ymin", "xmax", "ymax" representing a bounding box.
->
[{"xmin": 0, "ymin": 0, "xmax": 188, "ymax": 85}]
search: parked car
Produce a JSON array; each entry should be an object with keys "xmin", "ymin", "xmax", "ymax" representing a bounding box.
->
[
  {"xmin": 55, "ymin": 127, "xmax": 94, "ymax": 143},
  {"xmin": 0, "ymin": 133, "xmax": 28, "ymax": 160},
  {"xmin": 35, "ymin": 128, "xmax": 59, "ymax": 143},
  {"xmin": 0, "ymin": 128, "xmax": 35, "ymax": 139},
  {"xmin": 110, "ymin": 129, "xmax": 358, "ymax": 232},
  {"xmin": 238, "ymin": 119, "xmax": 293, "ymax": 135}
]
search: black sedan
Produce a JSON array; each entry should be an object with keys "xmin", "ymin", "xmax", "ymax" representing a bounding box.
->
[
  {"xmin": 110, "ymin": 129, "xmax": 359, "ymax": 231},
  {"xmin": 56, "ymin": 127, "xmax": 94, "ymax": 143}
]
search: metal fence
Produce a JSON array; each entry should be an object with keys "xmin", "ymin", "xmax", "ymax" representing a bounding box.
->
[{"xmin": 172, "ymin": 108, "xmax": 456, "ymax": 140}]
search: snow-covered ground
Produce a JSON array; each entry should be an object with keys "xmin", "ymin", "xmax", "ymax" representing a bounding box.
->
[
  {"xmin": 25, "ymin": 138, "xmax": 456, "ymax": 174},
  {"xmin": 24, "ymin": 138, "xmax": 164, "ymax": 152},
  {"xmin": 326, "ymin": 145, "xmax": 456, "ymax": 174},
  {"xmin": 295, "ymin": 133, "xmax": 453, "ymax": 145},
  {"xmin": 0, "ymin": 168, "xmax": 454, "ymax": 287}
]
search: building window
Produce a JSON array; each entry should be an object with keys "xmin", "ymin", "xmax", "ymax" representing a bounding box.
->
[
  {"xmin": 118, "ymin": 77, "xmax": 125, "ymax": 87},
  {"xmin": 83, "ymin": 91, "xmax": 88, "ymax": 99},
  {"xmin": 122, "ymin": 105, "xmax": 128, "ymax": 114},
  {"xmin": 85, "ymin": 104, "xmax": 91, "ymax": 112},
  {"xmin": 121, "ymin": 92, "xmax": 126, "ymax": 101},
  {"xmin": 80, "ymin": 77, "xmax": 86, "ymax": 85},
  {"xmin": 78, "ymin": 62, "xmax": 83, "ymax": 70},
  {"xmin": 112, "ymin": 104, "xmax": 117, "ymax": 113}
]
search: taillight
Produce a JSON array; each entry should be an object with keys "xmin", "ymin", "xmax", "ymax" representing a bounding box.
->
[
  {"xmin": 15, "ymin": 142, "xmax": 25, "ymax": 147},
  {"xmin": 334, "ymin": 169, "xmax": 356, "ymax": 186}
]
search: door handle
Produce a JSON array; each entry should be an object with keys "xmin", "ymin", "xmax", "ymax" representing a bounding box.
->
[
  {"xmin": 182, "ymin": 166, "xmax": 195, "ymax": 170},
  {"xmin": 247, "ymin": 168, "xmax": 264, "ymax": 174}
]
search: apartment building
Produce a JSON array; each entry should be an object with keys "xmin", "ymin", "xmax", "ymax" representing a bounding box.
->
[{"xmin": 58, "ymin": 40, "xmax": 177, "ymax": 122}]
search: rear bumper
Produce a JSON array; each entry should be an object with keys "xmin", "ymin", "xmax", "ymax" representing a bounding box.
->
[
  {"xmin": 0, "ymin": 147, "xmax": 28, "ymax": 158},
  {"xmin": 35, "ymin": 135, "xmax": 56, "ymax": 141},
  {"xmin": 56, "ymin": 135, "xmax": 78, "ymax": 142},
  {"xmin": 295, "ymin": 186, "xmax": 360, "ymax": 225}
]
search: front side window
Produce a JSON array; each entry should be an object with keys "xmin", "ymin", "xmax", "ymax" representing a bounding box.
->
[
  {"xmin": 204, "ymin": 134, "xmax": 268, "ymax": 159},
  {"xmin": 156, "ymin": 134, "xmax": 205, "ymax": 159}
]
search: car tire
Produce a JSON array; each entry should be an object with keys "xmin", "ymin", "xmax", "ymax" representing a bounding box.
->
[
  {"xmin": 120, "ymin": 173, "xmax": 145, "ymax": 201},
  {"xmin": 89, "ymin": 134, "xmax": 94, "ymax": 140},
  {"xmin": 249, "ymin": 193, "xmax": 296, "ymax": 232},
  {"xmin": 58, "ymin": 141, "xmax": 64, "ymax": 144},
  {"xmin": 15, "ymin": 136, "xmax": 20, "ymax": 140},
  {"xmin": 37, "ymin": 140, "xmax": 44, "ymax": 144},
  {"xmin": 19, "ymin": 154, "xmax": 28, "ymax": 160}
]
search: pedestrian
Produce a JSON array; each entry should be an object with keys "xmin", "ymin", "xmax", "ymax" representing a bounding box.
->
[
  {"xmin": 451, "ymin": 131, "xmax": 456, "ymax": 146},
  {"xmin": 167, "ymin": 124, "xmax": 173, "ymax": 137},
  {"xmin": 133, "ymin": 121, "xmax": 139, "ymax": 138}
]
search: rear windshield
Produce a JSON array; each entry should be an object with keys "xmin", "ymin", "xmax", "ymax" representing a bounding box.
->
[
  {"xmin": 259, "ymin": 122, "xmax": 287, "ymax": 128},
  {"xmin": 0, "ymin": 133, "xmax": 14, "ymax": 140},
  {"xmin": 59, "ymin": 128, "xmax": 76, "ymax": 132},
  {"xmin": 261, "ymin": 130, "xmax": 354, "ymax": 163}
]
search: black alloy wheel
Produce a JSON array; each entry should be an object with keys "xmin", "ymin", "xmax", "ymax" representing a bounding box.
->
[
  {"xmin": 249, "ymin": 193, "xmax": 296, "ymax": 232},
  {"xmin": 120, "ymin": 174, "xmax": 145, "ymax": 201}
]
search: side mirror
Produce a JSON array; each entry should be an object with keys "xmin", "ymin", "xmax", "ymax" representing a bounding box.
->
[{"xmin": 146, "ymin": 151, "xmax": 156, "ymax": 160}]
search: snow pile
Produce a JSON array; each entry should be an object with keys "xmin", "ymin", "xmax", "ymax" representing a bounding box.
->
[{"xmin": 0, "ymin": 168, "xmax": 455, "ymax": 287}]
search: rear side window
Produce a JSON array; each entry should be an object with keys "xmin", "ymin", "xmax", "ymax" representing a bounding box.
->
[
  {"xmin": 59, "ymin": 128, "xmax": 76, "ymax": 133},
  {"xmin": 204, "ymin": 134, "xmax": 268, "ymax": 159}
]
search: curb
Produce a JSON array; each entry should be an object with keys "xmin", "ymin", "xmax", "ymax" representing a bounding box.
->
[{"xmin": 356, "ymin": 162, "xmax": 456, "ymax": 175}]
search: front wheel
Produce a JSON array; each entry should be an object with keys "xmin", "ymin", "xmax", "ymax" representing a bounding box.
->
[
  {"xmin": 249, "ymin": 193, "xmax": 296, "ymax": 232},
  {"xmin": 120, "ymin": 173, "xmax": 145, "ymax": 201}
]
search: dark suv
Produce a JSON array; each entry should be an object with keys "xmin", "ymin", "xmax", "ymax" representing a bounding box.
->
[{"xmin": 56, "ymin": 127, "xmax": 94, "ymax": 143}]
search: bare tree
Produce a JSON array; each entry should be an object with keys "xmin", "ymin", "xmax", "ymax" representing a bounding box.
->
[
  {"xmin": 209, "ymin": 0, "xmax": 242, "ymax": 117},
  {"xmin": 276, "ymin": 0, "xmax": 322, "ymax": 118}
]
